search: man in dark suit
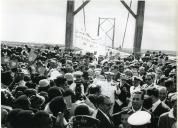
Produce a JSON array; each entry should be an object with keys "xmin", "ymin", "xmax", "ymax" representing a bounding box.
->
[
  {"xmin": 112, "ymin": 91, "xmax": 148, "ymax": 128},
  {"xmin": 158, "ymin": 93, "xmax": 177, "ymax": 128},
  {"xmin": 158, "ymin": 94, "xmax": 177, "ymax": 128},
  {"xmin": 147, "ymin": 87, "xmax": 170, "ymax": 128},
  {"xmin": 93, "ymin": 95, "xmax": 114, "ymax": 128}
]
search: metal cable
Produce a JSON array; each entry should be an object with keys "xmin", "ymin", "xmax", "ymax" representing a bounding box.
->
[{"xmin": 121, "ymin": 0, "xmax": 132, "ymax": 48}]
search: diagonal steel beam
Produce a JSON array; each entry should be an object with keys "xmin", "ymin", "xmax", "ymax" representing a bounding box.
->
[
  {"xmin": 73, "ymin": 0, "xmax": 90, "ymax": 15},
  {"xmin": 121, "ymin": 0, "xmax": 136, "ymax": 19}
]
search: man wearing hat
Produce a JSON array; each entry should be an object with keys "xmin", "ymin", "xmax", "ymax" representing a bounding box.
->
[
  {"xmin": 38, "ymin": 79, "xmax": 50, "ymax": 93},
  {"xmin": 158, "ymin": 93, "xmax": 177, "ymax": 128},
  {"xmin": 30, "ymin": 94, "xmax": 45, "ymax": 112},
  {"xmin": 128, "ymin": 111, "xmax": 152, "ymax": 128}
]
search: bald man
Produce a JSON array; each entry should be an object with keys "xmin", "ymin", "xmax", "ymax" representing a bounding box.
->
[{"xmin": 158, "ymin": 86, "xmax": 167, "ymax": 102}]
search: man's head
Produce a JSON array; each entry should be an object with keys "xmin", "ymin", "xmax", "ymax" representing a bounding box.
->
[
  {"xmin": 73, "ymin": 71, "xmax": 83, "ymax": 82},
  {"xmin": 165, "ymin": 79, "xmax": 174, "ymax": 92},
  {"xmin": 6, "ymin": 109, "xmax": 22, "ymax": 128},
  {"xmin": 94, "ymin": 68, "xmax": 101, "ymax": 77},
  {"xmin": 155, "ymin": 68, "xmax": 163, "ymax": 79},
  {"xmin": 119, "ymin": 65, "xmax": 124, "ymax": 73},
  {"xmin": 34, "ymin": 111, "xmax": 53, "ymax": 128},
  {"xmin": 105, "ymin": 72, "xmax": 114, "ymax": 82},
  {"xmin": 158, "ymin": 86, "xmax": 167, "ymax": 101},
  {"xmin": 124, "ymin": 69, "xmax": 133, "ymax": 79},
  {"xmin": 139, "ymin": 67, "xmax": 146, "ymax": 76},
  {"xmin": 145, "ymin": 73, "xmax": 154, "ymax": 86},
  {"xmin": 147, "ymin": 87, "xmax": 159, "ymax": 103},
  {"xmin": 16, "ymin": 110, "xmax": 35, "ymax": 128},
  {"xmin": 49, "ymin": 96, "xmax": 67, "ymax": 117},
  {"xmin": 120, "ymin": 112, "xmax": 130, "ymax": 128},
  {"xmin": 132, "ymin": 91, "xmax": 144, "ymax": 111},
  {"xmin": 64, "ymin": 73, "xmax": 73, "ymax": 85},
  {"xmin": 133, "ymin": 76, "xmax": 142, "ymax": 87},
  {"xmin": 97, "ymin": 95, "xmax": 112, "ymax": 115}
]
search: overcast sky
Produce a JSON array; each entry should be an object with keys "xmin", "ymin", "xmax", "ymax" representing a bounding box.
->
[{"xmin": 1, "ymin": 0, "xmax": 177, "ymax": 51}]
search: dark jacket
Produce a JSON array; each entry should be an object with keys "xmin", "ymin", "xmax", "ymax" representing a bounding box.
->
[
  {"xmin": 158, "ymin": 111, "xmax": 176, "ymax": 128},
  {"xmin": 95, "ymin": 109, "xmax": 114, "ymax": 128},
  {"xmin": 151, "ymin": 102, "xmax": 170, "ymax": 128}
]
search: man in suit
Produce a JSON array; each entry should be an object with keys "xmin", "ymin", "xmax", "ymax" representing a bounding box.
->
[
  {"xmin": 92, "ymin": 95, "xmax": 114, "ymax": 128},
  {"xmin": 112, "ymin": 91, "xmax": 148, "ymax": 128},
  {"xmin": 158, "ymin": 93, "xmax": 177, "ymax": 128},
  {"xmin": 147, "ymin": 87, "xmax": 170, "ymax": 128}
]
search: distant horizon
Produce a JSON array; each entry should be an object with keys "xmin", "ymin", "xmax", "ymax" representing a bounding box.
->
[{"xmin": 1, "ymin": 40, "xmax": 176, "ymax": 54}]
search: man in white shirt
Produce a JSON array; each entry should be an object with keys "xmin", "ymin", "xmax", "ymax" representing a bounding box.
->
[{"xmin": 100, "ymin": 72, "xmax": 120, "ymax": 104}]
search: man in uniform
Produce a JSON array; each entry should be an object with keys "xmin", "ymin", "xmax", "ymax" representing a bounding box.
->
[
  {"xmin": 112, "ymin": 91, "xmax": 148, "ymax": 128},
  {"xmin": 128, "ymin": 111, "xmax": 151, "ymax": 128}
]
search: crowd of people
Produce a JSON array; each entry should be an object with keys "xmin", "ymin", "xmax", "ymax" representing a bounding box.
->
[{"xmin": 1, "ymin": 43, "xmax": 177, "ymax": 128}]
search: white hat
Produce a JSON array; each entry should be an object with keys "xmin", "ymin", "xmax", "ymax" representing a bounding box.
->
[
  {"xmin": 133, "ymin": 76, "xmax": 143, "ymax": 81},
  {"xmin": 99, "ymin": 75, "xmax": 105, "ymax": 80},
  {"xmin": 104, "ymin": 72, "xmax": 114, "ymax": 76},
  {"xmin": 49, "ymin": 70, "xmax": 62, "ymax": 80},
  {"xmin": 64, "ymin": 73, "xmax": 73, "ymax": 81},
  {"xmin": 94, "ymin": 68, "xmax": 102, "ymax": 72},
  {"xmin": 128, "ymin": 111, "xmax": 151, "ymax": 126},
  {"xmin": 89, "ymin": 63, "xmax": 95, "ymax": 67},
  {"xmin": 73, "ymin": 71, "xmax": 83, "ymax": 76},
  {"xmin": 39, "ymin": 79, "xmax": 50, "ymax": 88}
]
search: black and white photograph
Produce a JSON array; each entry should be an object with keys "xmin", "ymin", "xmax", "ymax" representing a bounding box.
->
[{"xmin": 1, "ymin": 0, "xmax": 177, "ymax": 128}]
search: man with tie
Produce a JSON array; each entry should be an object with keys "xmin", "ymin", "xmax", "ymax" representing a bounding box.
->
[{"xmin": 147, "ymin": 87, "xmax": 170, "ymax": 128}]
